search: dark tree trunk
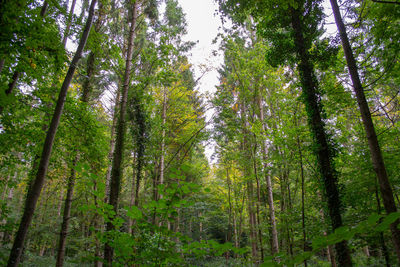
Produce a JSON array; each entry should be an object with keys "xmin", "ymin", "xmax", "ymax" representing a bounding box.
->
[
  {"xmin": 290, "ymin": 6, "xmax": 352, "ymax": 266},
  {"xmin": 329, "ymin": 0, "xmax": 400, "ymax": 261},
  {"xmin": 40, "ymin": 1, "xmax": 48, "ymax": 17},
  {"xmin": 104, "ymin": 1, "xmax": 137, "ymax": 265},
  {"xmin": 6, "ymin": 1, "xmax": 97, "ymax": 266},
  {"xmin": 55, "ymin": 159, "xmax": 77, "ymax": 267},
  {"xmin": 5, "ymin": 71, "xmax": 20, "ymax": 95},
  {"xmin": 0, "ymin": 58, "xmax": 5, "ymax": 73}
]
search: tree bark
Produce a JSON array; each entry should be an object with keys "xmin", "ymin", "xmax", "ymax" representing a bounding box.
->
[
  {"xmin": 290, "ymin": 5, "xmax": 352, "ymax": 266},
  {"xmin": 329, "ymin": 0, "xmax": 400, "ymax": 261},
  {"xmin": 6, "ymin": 1, "xmax": 97, "ymax": 266},
  {"xmin": 104, "ymin": 1, "xmax": 137, "ymax": 265}
]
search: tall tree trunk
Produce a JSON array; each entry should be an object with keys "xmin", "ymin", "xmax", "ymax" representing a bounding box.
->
[
  {"xmin": 105, "ymin": 84, "xmax": 121, "ymax": 202},
  {"xmin": 289, "ymin": 6, "xmax": 352, "ymax": 266},
  {"xmin": 252, "ymin": 141, "xmax": 264, "ymax": 262},
  {"xmin": 55, "ymin": 158, "xmax": 77, "ymax": 267},
  {"xmin": 319, "ymin": 207, "xmax": 337, "ymax": 267},
  {"xmin": 0, "ymin": 58, "xmax": 5, "ymax": 73},
  {"xmin": 127, "ymin": 155, "xmax": 136, "ymax": 234},
  {"xmin": 240, "ymin": 101, "xmax": 257, "ymax": 260},
  {"xmin": 258, "ymin": 97, "xmax": 279, "ymax": 255},
  {"xmin": 158, "ymin": 87, "xmax": 167, "ymax": 201},
  {"xmin": 329, "ymin": 0, "xmax": 400, "ymax": 261},
  {"xmin": 375, "ymin": 187, "xmax": 391, "ymax": 267},
  {"xmin": 6, "ymin": 1, "xmax": 97, "ymax": 266},
  {"xmin": 62, "ymin": 0, "xmax": 77, "ymax": 47},
  {"xmin": 297, "ymin": 134, "xmax": 307, "ymax": 266},
  {"xmin": 104, "ymin": 1, "xmax": 137, "ymax": 265},
  {"xmin": 226, "ymin": 166, "xmax": 233, "ymax": 258},
  {"xmin": 54, "ymin": 8, "xmax": 101, "ymax": 258},
  {"xmin": 40, "ymin": 1, "xmax": 49, "ymax": 17}
]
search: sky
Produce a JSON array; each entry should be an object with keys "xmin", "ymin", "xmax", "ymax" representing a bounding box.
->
[
  {"xmin": 177, "ymin": 0, "xmax": 225, "ymax": 162},
  {"xmin": 178, "ymin": 0, "xmax": 223, "ymax": 97}
]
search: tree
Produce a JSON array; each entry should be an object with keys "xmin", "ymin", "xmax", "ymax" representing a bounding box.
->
[{"xmin": 7, "ymin": 1, "xmax": 97, "ymax": 265}]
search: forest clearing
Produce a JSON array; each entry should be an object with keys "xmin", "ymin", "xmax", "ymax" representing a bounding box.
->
[{"xmin": 0, "ymin": 0, "xmax": 400, "ymax": 266}]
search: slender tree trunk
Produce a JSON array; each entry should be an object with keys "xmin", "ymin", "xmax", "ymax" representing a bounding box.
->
[
  {"xmin": 134, "ymin": 144, "xmax": 144, "ymax": 208},
  {"xmin": 104, "ymin": 2, "xmax": 137, "ymax": 265},
  {"xmin": 329, "ymin": 0, "xmax": 400, "ymax": 261},
  {"xmin": 55, "ymin": 159, "xmax": 77, "ymax": 267},
  {"xmin": 0, "ymin": 58, "xmax": 5, "ymax": 73},
  {"xmin": 40, "ymin": 1, "xmax": 49, "ymax": 17},
  {"xmin": 290, "ymin": 6, "xmax": 352, "ymax": 266},
  {"xmin": 6, "ymin": 2, "xmax": 97, "ymax": 266},
  {"xmin": 226, "ymin": 167, "xmax": 233, "ymax": 258},
  {"xmin": 57, "ymin": 189, "xmax": 64, "ymax": 216},
  {"xmin": 158, "ymin": 87, "xmax": 167, "ymax": 200},
  {"xmin": 258, "ymin": 97, "xmax": 279, "ymax": 255},
  {"xmin": 240, "ymin": 101, "xmax": 257, "ymax": 260},
  {"xmin": 320, "ymin": 207, "xmax": 337, "ymax": 267},
  {"xmin": 62, "ymin": 0, "xmax": 77, "ymax": 47},
  {"xmin": 105, "ymin": 85, "xmax": 121, "ymax": 202},
  {"xmin": 127, "ymin": 155, "xmax": 136, "ymax": 234},
  {"xmin": 297, "ymin": 135, "xmax": 307, "ymax": 266},
  {"xmin": 375, "ymin": 187, "xmax": 391, "ymax": 267},
  {"xmin": 5, "ymin": 71, "xmax": 20, "ymax": 95},
  {"xmin": 252, "ymin": 142, "xmax": 264, "ymax": 262}
]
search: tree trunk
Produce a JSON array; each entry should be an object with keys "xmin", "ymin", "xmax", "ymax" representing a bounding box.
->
[
  {"xmin": 329, "ymin": 0, "xmax": 400, "ymax": 261},
  {"xmin": 240, "ymin": 100, "xmax": 257, "ymax": 260},
  {"xmin": 40, "ymin": 1, "xmax": 49, "ymax": 17},
  {"xmin": 290, "ymin": 6, "xmax": 352, "ymax": 266},
  {"xmin": 226, "ymin": 167, "xmax": 233, "ymax": 258},
  {"xmin": 105, "ymin": 84, "xmax": 121, "ymax": 202},
  {"xmin": 128, "ymin": 155, "xmax": 136, "ymax": 234},
  {"xmin": 55, "ymin": 159, "xmax": 77, "ymax": 267},
  {"xmin": 0, "ymin": 58, "xmax": 5, "ymax": 73},
  {"xmin": 298, "ymin": 134, "xmax": 307, "ymax": 266},
  {"xmin": 375, "ymin": 187, "xmax": 391, "ymax": 267},
  {"xmin": 258, "ymin": 97, "xmax": 279, "ymax": 255},
  {"xmin": 62, "ymin": 0, "xmax": 77, "ymax": 47},
  {"xmin": 252, "ymin": 141, "xmax": 264, "ymax": 262},
  {"xmin": 158, "ymin": 87, "xmax": 167, "ymax": 201},
  {"xmin": 6, "ymin": 1, "xmax": 97, "ymax": 266},
  {"xmin": 104, "ymin": 1, "xmax": 137, "ymax": 265}
]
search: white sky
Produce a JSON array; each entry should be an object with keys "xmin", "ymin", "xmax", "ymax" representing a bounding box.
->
[
  {"xmin": 178, "ymin": 0, "xmax": 222, "ymax": 96},
  {"xmin": 177, "ymin": 0, "xmax": 224, "ymax": 162}
]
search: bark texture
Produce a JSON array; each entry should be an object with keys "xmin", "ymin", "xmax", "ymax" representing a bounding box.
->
[{"xmin": 104, "ymin": 1, "xmax": 137, "ymax": 265}]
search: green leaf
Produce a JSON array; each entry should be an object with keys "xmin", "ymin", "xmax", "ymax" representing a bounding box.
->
[{"xmin": 126, "ymin": 206, "xmax": 142, "ymax": 220}]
